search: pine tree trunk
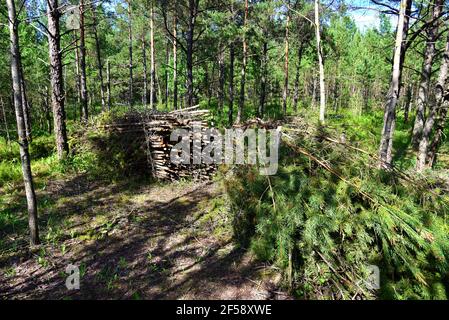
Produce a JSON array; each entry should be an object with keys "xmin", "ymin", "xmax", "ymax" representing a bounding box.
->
[
  {"xmin": 416, "ymin": 29, "xmax": 449, "ymax": 172},
  {"xmin": 173, "ymin": 14, "xmax": 178, "ymax": 110},
  {"xmin": 411, "ymin": 0, "xmax": 443, "ymax": 148},
  {"xmin": 47, "ymin": 0, "xmax": 69, "ymax": 160},
  {"xmin": 92, "ymin": 4, "xmax": 106, "ymax": 111},
  {"xmin": 403, "ymin": 84, "xmax": 413, "ymax": 123},
  {"xmin": 150, "ymin": 1, "xmax": 156, "ymax": 110},
  {"xmin": 282, "ymin": 5, "xmax": 290, "ymax": 115},
  {"xmin": 142, "ymin": 34, "xmax": 148, "ymax": 108},
  {"xmin": 7, "ymin": 0, "xmax": 39, "ymax": 246},
  {"xmin": 293, "ymin": 43, "xmax": 304, "ymax": 113},
  {"xmin": 1, "ymin": 97, "xmax": 11, "ymax": 146},
  {"xmin": 19, "ymin": 63, "xmax": 31, "ymax": 142},
  {"xmin": 378, "ymin": 0, "xmax": 410, "ymax": 168},
  {"xmin": 228, "ymin": 42, "xmax": 235, "ymax": 124},
  {"xmin": 79, "ymin": 0, "xmax": 88, "ymax": 120},
  {"xmin": 106, "ymin": 59, "xmax": 111, "ymax": 110},
  {"xmin": 186, "ymin": 0, "xmax": 196, "ymax": 108},
  {"xmin": 427, "ymin": 107, "xmax": 448, "ymax": 167},
  {"xmin": 218, "ymin": 43, "xmax": 225, "ymax": 115},
  {"xmin": 315, "ymin": 0, "xmax": 326, "ymax": 123},
  {"xmin": 165, "ymin": 38, "xmax": 170, "ymax": 110},
  {"xmin": 237, "ymin": 0, "xmax": 248, "ymax": 124},
  {"xmin": 74, "ymin": 32, "xmax": 82, "ymax": 118},
  {"xmin": 259, "ymin": 41, "xmax": 268, "ymax": 118},
  {"xmin": 128, "ymin": 0, "xmax": 134, "ymax": 107}
]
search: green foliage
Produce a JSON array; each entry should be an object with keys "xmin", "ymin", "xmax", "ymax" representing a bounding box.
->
[{"xmin": 225, "ymin": 116, "xmax": 449, "ymax": 300}]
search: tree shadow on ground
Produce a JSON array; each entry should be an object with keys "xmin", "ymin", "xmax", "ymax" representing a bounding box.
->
[{"xmin": 0, "ymin": 177, "xmax": 281, "ymax": 300}]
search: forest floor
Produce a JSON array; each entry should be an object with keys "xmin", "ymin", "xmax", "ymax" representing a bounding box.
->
[{"xmin": 0, "ymin": 174, "xmax": 288, "ymax": 300}]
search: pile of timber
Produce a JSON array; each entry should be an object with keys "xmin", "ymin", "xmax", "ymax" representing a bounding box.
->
[{"xmin": 102, "ymin": 106, "xmax": 216, "ymax": 180}]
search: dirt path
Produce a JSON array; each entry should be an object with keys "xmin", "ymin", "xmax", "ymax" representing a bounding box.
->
[{"xmin": 0, "ymin": 177, "xmax": 287, "ymax": 300}]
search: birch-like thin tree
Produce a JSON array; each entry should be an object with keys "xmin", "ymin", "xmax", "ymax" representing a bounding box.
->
[
  {"xmin": 7, "ymin": 0, "xmax": 39, "ymax": 245},
  {"xmin": 315, "ymin": 0, "xmax": 326, "ymax": 123},
  {"xmin": 378, "ymin": 0, "xmax": 410, "ymax": 168}
]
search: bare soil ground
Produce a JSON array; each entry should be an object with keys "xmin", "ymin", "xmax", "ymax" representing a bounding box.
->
[{"xmin": 0, "ymin": 176, "xmax": 288, "ymax": 300}]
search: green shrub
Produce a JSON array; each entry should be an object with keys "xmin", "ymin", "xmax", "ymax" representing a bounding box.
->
[{"xmin": 225, "ymin": 120, "xmax": 449, "ymax": 300}]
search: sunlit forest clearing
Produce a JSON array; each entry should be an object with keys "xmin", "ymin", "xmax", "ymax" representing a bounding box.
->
[{"xmin": 1, "ymin": 0, "xmax": 449, "ymax": 300}]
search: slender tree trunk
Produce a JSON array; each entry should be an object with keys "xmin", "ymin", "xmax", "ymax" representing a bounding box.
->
[
  {"xmin": 378, "ymin": 0, "xmax": 410, "ymax": 168},
  {"xmin": 315, "ymin": 0, "xmax": 326, "ymax": 123},
  {"xmin": 106, "ymin": 59, "xmax": 111, "ymax": 110},
  {"xmin": 150, "ymin": 1, "xmax": 156, "ymax": 110},
  {"xmin": 259, "ymin": 41, "xmax": 268, "ymax": 118},
  {"xmin": 127, "ymin": 0, "xmax": 134, "ymax": 107},
  {"xmin": 173, "ymin": 14, "xmax": 178, "ymax": 110},
  {"xmin": 237, "ymin": 0, "xmax": 248, "ymax": 124},
  {"xmin": 79, "ymin": 0, "xmax": 88, "ymax": 120},
  {"xmin": 19, "ymin": 63, "xmax": 31, "ymax": 142},
  {"xmin": 47, "ymin": 0, "xmax": 69, "ymax": 160},
  {"xmin": 186, "ymin": 0, "xmax": 196, "ymax": 108},
  {"xmin": 165, "ymin": 38, "xmax": 170, "ymax": 110},
  {"xmin": 218, "ymin": 43, "xmax": 225, "ymax": 115},
  {"xmin": 282, "ymin": 5, "xmax": 290, "ymax": 115},
  {"xmin": 1, "ymin": 97, "xmax": 11, "ymax": 146},
  {"xmin": 142, "ymin": 34, "xmax": 148, "ymax": 108},
  {"xmin": 7, "ymin": 0, "xmax": 39, "ymax": 246},
  {"xmin": 416, "ymin": 29, "xmax": 449, "ymax": 172},
  {"xmin": 293, "ymin": 43, "xmax": 304, "ymax": 113},
  {"xmin": 403, "ymin": 83, "xmax": 413, "ymax": 123},
  {"xmin": 411, "ymin": 0, "xmax": 443, "ymax": 148},
  {"xmin": 92, "ymin": 4, "xmax": 106, "ymax": 111},
  {"xmin": 228, "ymin": 42, "xmax": 235, "ymax": 125},
  {"xmin": 73, "ymin": 31, "xmax": 82, "ymax": 118},
  {"xmin": 311, "ymin": 73, "xmax": 317, "ymax": 108}
]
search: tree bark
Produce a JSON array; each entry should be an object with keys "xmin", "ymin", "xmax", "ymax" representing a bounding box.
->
[
  {"xmin": 378, "ymin": 0, "xmax": 410, "ymax": 168},
  {"xmin": 411, "ymin": 0, "xmax": 443, "ymax": 148},
  {"xmin": 173, "ymin": 14, "xmax": 178, "ymax": 110},
  {"xmin": 106, "ymin": 59, "xmax": 111, "ymax": 110},
  {"xmin": 92, "ymin": 3, "xmax": 106, "ymax": 111},
  {"xmin": 293, "ymin": 43, "xmax": 304, "ymax": 113},
  {"xmin": 416, "ymin": 29, "xmax": 449, "ymax": 172},
  {"xmin": 403, "ymin": 83, "xmax": 413, "ymax": 123},
  {"xmin": 47, "ymin": 0, "xmax": 69, "ymax": 160},
  {"xmin": 19, "ymin": 63, "xmax": 31, "ymax": 142},
  {"xmin": 218, "ymin": 43, "xmax": 225, "ymax": 115},
  {"xmin": 186, "ymin": 0, "xmax": 197, "ymax": 108},
  {"xmin": 73, "ymin": 31, "xmax": 82, "ymax": 119},
  {"xmin": 237, "ymin": 0, "xmax": 249, "ymax": 124},
  {"xmin": 7, "ymin": 0, "xmax": 39, "ymax": 245},
  {"xmin": 150, "ymin": 1, "xmax": 156, "ymax": 110},
  {"xmin": 228, "ymin": 42, "xmax": 235, "ymax": 124},
  {"xmin": 142, "ymin": 34, "xmax": 148, "ymax": 108},
  {"xmin": 1, "ymin": 97, "xmax": 11, "ymax": 146},
  {"xmin": 127, "ymin": 0, "xmax": 134, "ymax": 107},
  {"xmin": 259, "ymin": 41, "xmax": 268, "ymax": 118},
  {"xmin": 282, "ymin": 5, "xmax": 290, "ymax": 115},
  {"xmin": 165, "ymin": 38, "xmax": 170, "ymax": 109},
  {"xmin": 427, "ymin": 107, "xmax": 448, "ymax": 167},
  {"xmin": 315, "ymin": 0, "xmax": 326, "ymax": 123},
  {"xmin": 79, "ymin": 0, "xmax": 88, "ymax": 120}
]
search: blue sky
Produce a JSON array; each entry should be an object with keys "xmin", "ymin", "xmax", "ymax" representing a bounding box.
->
[{"xmin": 347, "ymin": 0, "xmax": 398, "ymax": 31}]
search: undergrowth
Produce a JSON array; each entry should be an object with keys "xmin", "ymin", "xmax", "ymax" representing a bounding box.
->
[{"xmin": 224, "ymin": 114, "xmax": 449, "ymax": 300}]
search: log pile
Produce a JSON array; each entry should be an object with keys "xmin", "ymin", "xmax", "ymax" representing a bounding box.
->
[{"xmin": 102, "ymin": 106, "xmax": 217, "ymax": 180}]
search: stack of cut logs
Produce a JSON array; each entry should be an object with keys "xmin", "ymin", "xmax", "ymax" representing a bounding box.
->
[{"xmin": 102, "ymin": 106, "xmax": 216, "ymax": 180}]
